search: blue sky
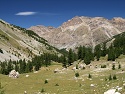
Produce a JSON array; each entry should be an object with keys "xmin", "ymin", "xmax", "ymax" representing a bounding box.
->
[{"xmin": 0, "ymin": 0, "xmax": 125, "ymax": 28}]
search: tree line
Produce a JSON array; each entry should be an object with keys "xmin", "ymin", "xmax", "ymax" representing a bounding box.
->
[
  {"xmin": 64, "ymin": 31, "xmax": 125, "ymax": 66},
  {"xmin": 0, "ymin": 53, "xmax": 65, "ymax": 75}
]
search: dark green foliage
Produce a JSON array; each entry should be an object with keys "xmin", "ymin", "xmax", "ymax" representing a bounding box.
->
[
  {"xmin": 15, "ymin": 64, "xmax": 19, "ymax": 72},
  {"xmin": 78, "ymin": 46, "xmax": 83, "ymax": 60},
  {"xmin": 44, "ymin": 79, "xmax": 48, "ymax": 84},
  {"xmin": 77, "ymin": 46, "xmax": 86, "ymax": 60},
  {"xmin": 0, "ymin": 82, "xmax": 5, "ymax": 94},
  {"xmin": 0, "ymin": 52, "xmax": 66, "ymax": 75},
  {"xmin": 0, "ymin": 62, "xmax": 6, "ymax": 74},
  {"xmin": 62, "ymin": 55, "xmax": 67, "ymax": 68},
  {"xmin": 105, "ymin": 77, "xmax": 107, "ymax": 81},
  {"xmin": 55, "ymin": 83, "xmax": 59, "ymax": 86},
  {"xmin": 84, "ymin": 51, "xmax": 91, "ymax": 65},
  {"xmin": 113, "ymin": 74, "xmax": 117, "ymax": 80},
  {"xmin": 0, "ymin": 34, "xmax": 9, "ymax": 41},
  {"xmin": 41, "ymin": 88, "xmax": 45, "ymax": 93},
  {"xmin": 19, "ymin": 59, "xmax": 26, "ymax": 73},
  {"xmin": 68, "ymin": 49, "xmax": 74, "ymax": 66},
  {"xmin": 94, "ymin": 44, "xmax": 101, "ymax": 61},
  {"xmin": 108, "ymin": 44, "xmax": 115, "ymax": 61},
  {"xmin": 118, "ymin": 63, "xmax": 121, "ymax": 69},
  {"xmin": 101, "ymin": 65, "xmax": 107, "ymax": 68},
  {"xmin": 6, "ymin": 61, "xmax": 13, "ymax": 74},
  {"xmin": 75, "ymin": 72, "xmax": 79, "ymax": 77},
  {"xmin": 123, "ymin": 46, "xmax": 125, "ymax": 55},
  {"xmin": 88, "ymin": 74, "xmax": 92, "ymax": 78},
  {"xmin": 109, "ymin": 74, "xmax": 112, "ymax": 81},
  {"xmin": 76, "ymin": 64, "xmax": 78, "ymax": 69},
  {"xmin": 0, "ymin": 20, "xmax": 5, "ymax": 24},
  {"xmin": 73, "ymin": 53, "xmax": 78, "ymax": 61},
  {"xmin": 79, "ymin": 83, "xmax": 82, "ymax": 87},
  {"xmin": 0, "ymin": 49, "xmax": 3, "ymax": 54},
  {"xmin": 112, "ymin": 64, "xmax": 115, "ymax": 70},
  {"xmin": 101, "ymin": 43, "xmax": 107, "ymax": 57}
]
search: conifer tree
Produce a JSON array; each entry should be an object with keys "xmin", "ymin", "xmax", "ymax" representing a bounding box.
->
[
  {"xmin": 118, "ymin": 63, "xmax": 121, "ymax": 69},
  {"xmin": 7, "ymin": 61, "xmax": 13, "ymax": 74},
  {"xmin": 19, "ymin": 59, "xmax": 26, "ymax": 73},
  {"xmin": 78, "ymin": 46, "xmax": 83, "ymax": 60},
  {"xmin": 84, "ymin": 51, "xmax": 91, "ymax": 65},
  {"xmin": 15, "ymin": 64, "xmax": 19, "ymax": 72},
  {"xmin": 94, "ymin": 44, "xmax": 101, "ymax": 61},
  {"xmin": 108, "ymin": 44, "xmax": 115, "ymax": 61},
  {"xmin": 68, "ymin": 49, "xmax": 74, "ymax": 66},
  {"xmin": 101, "ymin": 43, "xmax": 107, "ymax": 57},
  {"xmin": 62, "ymin": 55, "xmax": 67, "ymax": 68}
]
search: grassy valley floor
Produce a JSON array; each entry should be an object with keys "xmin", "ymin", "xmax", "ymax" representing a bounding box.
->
[{"xmin": 1, "ymin": 57, "xmax": 125, "ymax": 94}]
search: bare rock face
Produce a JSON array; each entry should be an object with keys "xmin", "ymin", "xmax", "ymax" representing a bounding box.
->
[
  {"xmin": 9, "ymin": 70, "xmax": 19, "ymax": 78},
  {"xmin": 110, "ymin": 17, "xmax": 125, "ymax": 32},
  {"xmin": 0, "ymin": 19, "xmax": 59, "ymax": 61},
  {"xmin": 28, "ymin": 16, "xmax": 125, "ymax": 50}
]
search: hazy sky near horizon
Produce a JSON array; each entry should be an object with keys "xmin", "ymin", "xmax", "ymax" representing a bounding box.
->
[{"xmin": 0, "ymin": 0, "xmax": 125, "ymax": 28}]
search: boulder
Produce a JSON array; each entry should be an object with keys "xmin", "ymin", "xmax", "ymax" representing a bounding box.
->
[
  {"xmin": 72, "ymin": 67, "xmax": 76, "ymax": 70},
  {"xmin": 79, "ymin": 64, "xmax": 86, "ymax": 69},
  {"xmin": 104, "ymin": 89, "xmax": 121, "ymax": 94},
  {"xmin": 9, "ymin": 70, "xmax": 19, "ymax": 78},
  {"xmin": 26, "ymin": 75, "xmax": 29, "ymax": 77},
  {"xmin": 54, "ymin": 68, "xmax": 61, "ymax": 73}
]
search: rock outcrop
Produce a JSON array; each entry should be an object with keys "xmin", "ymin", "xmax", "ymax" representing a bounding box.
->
[{"xmin": 9, "ymin": 70, "xmax": 19, "ymax": 78}]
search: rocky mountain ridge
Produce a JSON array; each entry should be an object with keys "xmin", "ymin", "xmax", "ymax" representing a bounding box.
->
[
  {"xmin": 28, "ymin": 16, "xmax": 125, "ymax": 50},
  {"xmin": 0, "ymin": 19, "xmax": 59, "ymax": 62}
]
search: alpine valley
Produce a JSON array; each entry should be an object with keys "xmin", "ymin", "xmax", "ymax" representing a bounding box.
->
[{"xmin": 1, "ymin": 16, "xmax": 125, "ymax": 94}]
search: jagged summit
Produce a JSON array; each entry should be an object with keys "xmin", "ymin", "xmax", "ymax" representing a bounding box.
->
[{"xmin": 28, "ymin": 16, "xmax": 125, "ymax": 50}]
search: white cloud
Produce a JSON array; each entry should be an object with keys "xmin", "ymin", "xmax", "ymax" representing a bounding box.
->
[{"xmin": 15, "ymin": 12, "xmax": 37, "ymax": 16}]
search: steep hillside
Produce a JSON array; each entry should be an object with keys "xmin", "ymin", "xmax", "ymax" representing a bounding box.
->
[
  {"xmin": 0, "ymin": 19, "xmax": 60, "ymax": 62},
  {"xmin": 29, "ymin": 16, "xmax": 125, "ymax": 50}
]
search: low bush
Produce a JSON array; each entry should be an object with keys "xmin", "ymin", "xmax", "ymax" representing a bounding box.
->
[{"xmin": 75, "ymin": 72, "xmax": 79, "ymax": 77}]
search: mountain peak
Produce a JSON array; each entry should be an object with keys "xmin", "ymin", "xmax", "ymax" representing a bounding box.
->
[{"xmin": 28, "ymin": 16, "xmax": 125, "ymax": 50}]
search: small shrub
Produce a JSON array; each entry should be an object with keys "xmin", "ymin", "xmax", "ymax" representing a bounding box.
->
[
  {"xmin": 0, "ymin": 49, "xmax": 3, "ymax": 54},
  {"xmin": 75, "ymin": 72, "xmax": 79, "ymax": 77},
  {"xmin": 118, "ymin": 64, "xmax": 121, "ymax": 69},
  {"xmin": 76, "ymin": 64, "xmax": 78, "ymax": 69},
  {"xmin": 79, "ymin": 83, "xmax": 82, "ymax": 87},
  {"xmin": 113, "ymin": 74, "xmax": 117, "ymax": 80},
  {"xmin": 109, "ymin": 74, "xmax": 112, "ymax": 81},
  {"xmin": 105, "ymin": 77, "xmax": 107, "ymax": 81},
  {"xmin": 101, "ymin": 65, "xmax": 106, "ymax": 68},
  {"xmin": 88, "ymin": 74, "xmax": 92, "ymax": 78},
  {"xmin": 41, "ymin": 88, "xmax": 45, "ymax": 93},
  {"xmin": 112, "ymin": 64, "xmax": 115, "ymax": 70},
  {"xmin": 82, "ymin": 66, "xmax": 85, "ymax": 70},
  {"xmin": 55, "ymin": 83, "xmax": 59, "ymax": 86},
  {"xmin": 0, "ymin": 82, "xmax": 5, "ymax": 94},
  {"xmin": 44, "ymin": 79, "xmax": 48, "ymax": 84}
]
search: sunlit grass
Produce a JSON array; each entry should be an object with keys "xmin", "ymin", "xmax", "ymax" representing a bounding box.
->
[{"xmin": 1, "ymin": 60, "xmax": 125, "ymax": 94}]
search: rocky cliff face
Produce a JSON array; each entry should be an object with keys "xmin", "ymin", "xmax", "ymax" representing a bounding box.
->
[{"xmin": 28, "ymin": 16, "xmax": 125, "ymax": 50}]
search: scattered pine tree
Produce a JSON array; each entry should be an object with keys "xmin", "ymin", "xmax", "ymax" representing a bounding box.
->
[{"xmin": 88, "ymin": 74, "xmax": 92, "ymax": 78}]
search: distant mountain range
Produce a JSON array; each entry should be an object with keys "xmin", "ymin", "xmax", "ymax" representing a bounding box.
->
[{"xmin": 28, "ymin": 16, "xmax": 125, "ymax": 50}]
